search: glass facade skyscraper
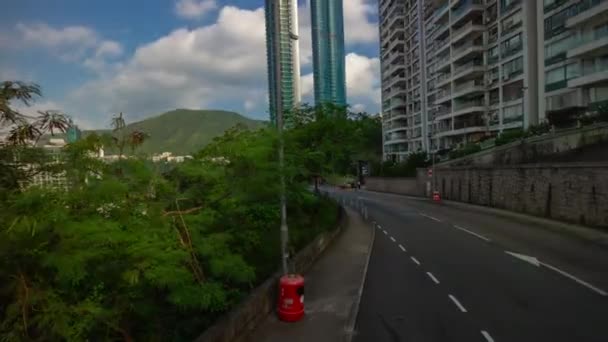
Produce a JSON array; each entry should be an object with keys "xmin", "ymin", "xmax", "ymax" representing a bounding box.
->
[
  {"xmin": 265, "ymin": 0, "xmax": 301, "ymax": 125},
  {"xmin": 311, "ymin": 0, "xmax": 347, "ymax": 106}
]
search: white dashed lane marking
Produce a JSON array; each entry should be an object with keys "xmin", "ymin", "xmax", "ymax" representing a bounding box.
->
[
  {"xmin": 453, "ymin": 225, "xmax": 491, "ymax": 242},
  {"xmin": 448, "ymin": 294, "xmax": 467, "ymax": 313},
  {"xmin": 419, "ymin": 213, "xmax": 442, "ymax": 222},
  {"xmin": 390, "ymin": 236, "xmax": 396, "ymax": 242},
  {"xmin": 398, "ymin": 244, "xmax": 406, "ymax": 252},
  {"xmin": 426, "ymin": 272, "xmax": 440, "ymax": 284},
  {"xmin": 481, "ymin": 330, "xmax": 494, "ymax": 342},
  {"xmin": 410, "ymin": 256, "xmax": 421, "ymax": 266}
]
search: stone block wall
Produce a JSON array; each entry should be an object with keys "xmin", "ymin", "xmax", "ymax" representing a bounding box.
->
[
  {"xmin": 429, "ymin": 163, "xmax": 608, "ymax": 228},
  {"xmin": 364, "ymin": 177, "xmax": 420, "ymax": 195}
]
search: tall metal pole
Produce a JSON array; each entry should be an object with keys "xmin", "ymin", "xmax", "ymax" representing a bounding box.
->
[{"xmin": 272, "ymin": 0, "xmax": 289, "ymax": 275}]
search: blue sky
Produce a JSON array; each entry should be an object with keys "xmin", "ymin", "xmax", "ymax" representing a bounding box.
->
[{"xmin": 0, "ymin": 0, "xmax": 380, "ymax": 129}]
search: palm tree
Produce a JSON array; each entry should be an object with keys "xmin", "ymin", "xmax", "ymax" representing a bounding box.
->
[
  {"xmin": 5, "ymin": 123, "xmax": 41, "ymax": 146},
  {"xmin": 128, "ymin": 130, "xmax": 148, "ymax": 152},
  {"xmin": 0, "ymin": 81, "xmax": 41, "ymax": 126},
  {"xmin": 36, "ymin": 110, "xmax": 71, "ymax": 136}
]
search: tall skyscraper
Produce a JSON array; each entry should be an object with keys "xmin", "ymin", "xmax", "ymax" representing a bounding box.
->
[
  {"xmin": 265, "ymin": 0, "xmax": 301, "ymax": 125},
  {"xmin": 311, "ymin": 0, "xmax": 347, "ymax": 106}
]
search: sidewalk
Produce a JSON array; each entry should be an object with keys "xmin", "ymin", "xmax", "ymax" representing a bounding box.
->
[{"xmin": 246, "ymin": 207, "xmax": 373, "ymax": 342}]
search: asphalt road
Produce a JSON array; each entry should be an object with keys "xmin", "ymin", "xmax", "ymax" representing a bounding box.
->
[{"xmin": 326, "ymin": 188, "xmax": 608, "ymax": 342}]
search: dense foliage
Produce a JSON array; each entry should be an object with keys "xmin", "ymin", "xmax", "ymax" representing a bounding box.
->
[{"xmin": 0, "ymin": 83, "xmax": 378, "ymax": 341}]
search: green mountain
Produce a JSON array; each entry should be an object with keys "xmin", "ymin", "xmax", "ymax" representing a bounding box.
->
[
  {"xmin": 37, "ymin": 109, "xmax": 266, "ymax": 154},
  {"xmin": 120, "ymin": 109, "xmax": 265, "ymax": 154}
]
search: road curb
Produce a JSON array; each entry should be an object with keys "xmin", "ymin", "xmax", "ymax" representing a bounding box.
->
[
  {"xmin": 439, "ymin": 199, "xmax": 608, "ymax": 250},
  {"xmin": 359, "ymin": 188, "xmax": 608, "ymax": 250},
  {"xmin": 343, "ymin": 206, "xmax": 376, "ymax": 342}
]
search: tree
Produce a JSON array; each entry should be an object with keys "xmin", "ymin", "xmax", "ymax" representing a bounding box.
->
[{"xmin": 36, "ymin": 110, "xmax": 71, "ymax": 136}]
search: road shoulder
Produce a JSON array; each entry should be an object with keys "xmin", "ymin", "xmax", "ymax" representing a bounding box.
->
[{"xmin": 246, "ymin": 207, "xmax": 373, "ymax": 342}]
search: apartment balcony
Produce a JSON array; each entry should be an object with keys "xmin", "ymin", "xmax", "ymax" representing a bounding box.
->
[
  {"xmin": 436, "ymin": 72, "xmax": 452, "ymax": 87},
  {"xmin": 452, "ymin": 99, "xmax": 486, "ymax": 117},
  {"xmin": 386, "ymin": 75, "xmax": 406, "ymax": 88},
  {"xmin": 435, "ymin": 55, "xmax": 452, "ymax": 72},
  {"xmin": 387, "ymin": 3, "xmax": 405, "ymax": 19},
  {"xmin": 387, "ymin": 37, "xmax": 405, "ymax": 53},
  {"xmin": 385, "ymin": 131, "xmax": 409, "ymax": 142},
  {"xmin": 451, "ymin": 0, "xmax": 484, "ymax": 27},
  {"xmin": 431, "ymin": 1, "xmax": 451, "ymax": 25},
  {"xmin": 568, "ymin": 63, "xmax": 608, "ymax": 88},
  {"xmin": 452, "ymin": 20, "xmax": 485, "ymax": 44},
  {"xmin": 452, "ymin": 41, "xmax": 484, "ymax": 63},
  {"xmin": 566, "ymin": 0, "xmax": 608, "ymax": 28},
  {"xmin": 435, "ymin": 89, "xmax": 453, "ymax": 104},
  {"xmin": 387, "ymin": 51, "xmax": 405, "ymax": 65},
  {"xmin": 384, "ymin": 123, "xmax": 408, "ymax": 134},
  {"xmin": 501, "ymin": 0, "xmax": 521, "ymax": 14},
  {"xmin": 435, "ymin": 37, "xmax": 451, "ymax": 55},
  {"xmin": 385, "ymin": 63, "xmax": 406, "ymax": 77},
  {"xmin": 501, "ymin": 43, "xmax": 523, "ymax": 59},
  {"xmin": 389, "ymin": 98, "xmax": 407, "ymax": 110},
  {"xmin": 453, "ymin": 60, "xmax": 485, "ymax": 81},
  {"xmin": 388, "ymin": 27, "xmax": 406, "ymax": 42},
  {"xmin": 452, "ymin": 79, "xmax": 485, "ymax": 99},
  {"xmin": 385, "ymin": 113, "xmax": 408, "ymax": 122},
  {"xmin": 386, "ymin": 86, "xmax": 407, "ymax": 99},
  {"xmin": 567, "ymin": 30, "xmax": 608, "ymax": 59}
]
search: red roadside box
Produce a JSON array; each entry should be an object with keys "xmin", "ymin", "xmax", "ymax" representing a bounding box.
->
[{"xmin": 277, "ymin": 274, "xmax": 304, "ymax": 322}]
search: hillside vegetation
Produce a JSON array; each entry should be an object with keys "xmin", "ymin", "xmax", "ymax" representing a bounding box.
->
[{"xmin": 121, "ymin": 109, "xmax": 265, "ymax": 154}]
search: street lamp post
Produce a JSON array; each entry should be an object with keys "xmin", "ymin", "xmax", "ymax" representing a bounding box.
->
[{"xmin": 272, "ymin": 0, "xmax": 289, "ymax": 276}]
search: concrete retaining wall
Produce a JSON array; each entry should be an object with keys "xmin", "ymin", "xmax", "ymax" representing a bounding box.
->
[
  {"xmin": 366, "ymin": 162, "xmax": 608, "ymax": 229},
  {"xmin": 195, "ymin": 208, "xmax": 346, "ymax": 342},
  {"xmin": 427, "ymin": 163, "xmax": 608, "ymax": 228}
]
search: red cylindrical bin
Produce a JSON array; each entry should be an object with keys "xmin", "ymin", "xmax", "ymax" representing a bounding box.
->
[
  {"xmin": 277, "ymin": 274, "xmax": 305, "ymax": 322},
  {"xmin": 433, "ymin": 191, "xmax": 441, "ymax": 202}
]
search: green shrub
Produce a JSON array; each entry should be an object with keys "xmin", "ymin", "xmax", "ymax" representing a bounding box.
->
[{"xmin": 495, "ymin": 129, "xmax": 525, "ymax": 146}]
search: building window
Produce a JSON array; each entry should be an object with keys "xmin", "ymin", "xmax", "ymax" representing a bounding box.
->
[
  {"xmin": 501, "ymin": 10, "xmax": 522, "ymax": 34},
  {"xmin": 544, "ymin": 5, "xmax": 577, "ymax": 39},
  {"xmin": 502, "ymin": 56, "xmax": 523, "ymax": 78},
  {"xmin": 488, "ymin": 46, "xmax": 499, "ymax": 63},
  {"xmin": 545, "ymin": 63, "xmax": 580, "ymax": 91},
  {"xmin": 500, "ymin": 0, "xmax": 521, "ymax": 14},
  {"xmin": 588, "ymin": 86, "xmax": 608, "ymax": 103},
  {"xmin": 503, "ymin": 104, "xmax": 523, "ymax": 123},
  {"xmin": 544, "ymin": 35, "xmax": 574, "ymax": 65},
  {"xmin": 501, "ymin": 33, "xmax": 522, "ymax": 58}
]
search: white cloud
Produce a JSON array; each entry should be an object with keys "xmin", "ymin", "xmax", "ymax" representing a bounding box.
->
[
  {"xmin": 300, "ymin": 73, "xmax": 314, "ymax": 98},
  {"xmin": 67, "ymin": 6, "xmax": 269, "ymax": 127},
  {"xmin": 175, "ymin": 0, "xmax": 217, "ymax": 19},
  {"xmin": 16, "ymin": 23, "xmax": 98, "ymax": 49},
  {"xmin": 83, "ymin": 40, "xmax": 124, "ymax": 73},
  {"xmin": 351, "ymin": 103, "xmax": 366, "ymax": 113},
  {"xmin": 343, "ymin": 0, "xmax": 378, "ymax": 44},
  {"xmin": 13, "ymin": 22, "xmax": 123, "ymax": 67},
  {"xmin": 345, "ymin": 52, "xmax": 380, "ymax": 103},
  {"xmin": 95, "ymin": 40, "xmax": 123, "ymax": 58}
]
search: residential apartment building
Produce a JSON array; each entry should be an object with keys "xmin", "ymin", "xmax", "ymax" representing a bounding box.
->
[
  {"xmin": 380, "ymin": 0, "xmax": 427, "ymax": 162},
  {"xmin": 381, "ymin": 0, "xmax": 542, "ymax": 161},
  {"xmin": 265, "ymin": 0, "xmax": 301, "ymax": 125},
  {"xmin": 310, "ymin": 0, "xmax": 347, "ymax": 106},
  {"xmin": 539, "ymin": 0, "xmax": 608, "ymax": 119}
]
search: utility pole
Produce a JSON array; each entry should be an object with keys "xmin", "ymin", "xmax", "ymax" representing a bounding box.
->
[
  {"xmin": 272, "ymin": 0, "xmax": 289, "ymax": 275},
  {"xmin": 428, "ymin": 119, "xmax": 436, "ymax": 192}
]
